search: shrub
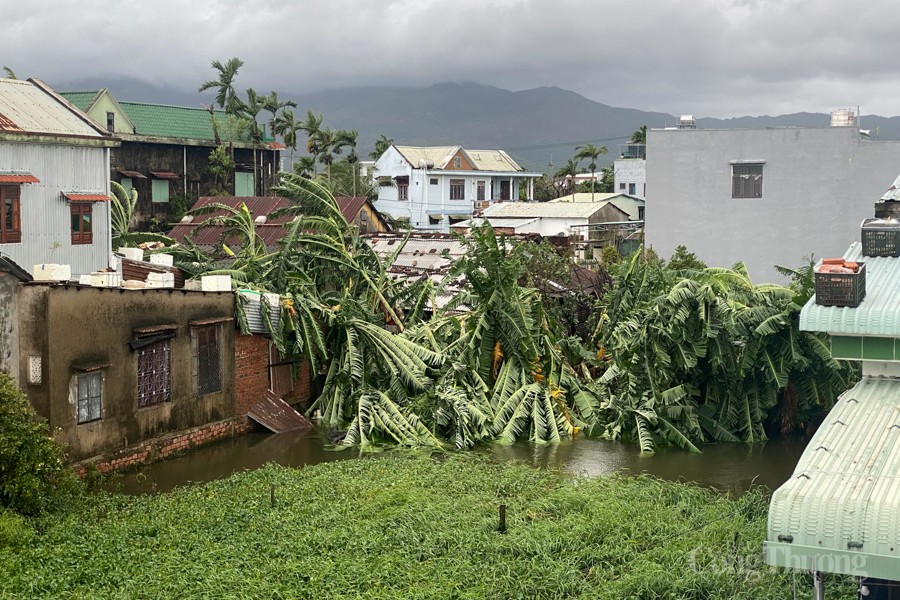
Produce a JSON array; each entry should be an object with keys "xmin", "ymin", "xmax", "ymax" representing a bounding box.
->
[
  {"xmin": 0, "ymin": 371, "xmax": 80, "ymax": 515},
  {"xmin": 0, "ymin": 509, "xmax": 33, "ymax": 549},
  {"xmin": 600, "ymin": 245, "xmax": 622, "ymax": 266}
]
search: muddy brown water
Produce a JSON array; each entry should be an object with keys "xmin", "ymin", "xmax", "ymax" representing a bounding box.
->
[{"xmin": 104, "ymin": 427, "xmax": 808, "ymax": 496}]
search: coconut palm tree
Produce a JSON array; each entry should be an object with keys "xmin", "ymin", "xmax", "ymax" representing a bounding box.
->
[
  {"xmin": 301, "ymin": 111, "xmax": 324, "ymax": 176},
  {"xmin": 369, "ymin": 134, "xmax": 393, "ymax": 160},
  {"xmin": 630, "ymin": 125, "xmax": 647, "ymax": 145},
  {"xmin": 334, "ymin": 129, "xmax": 360, "ymax": 195},
  {"xmin": 273, "ymin": 109, "xmax": 304, "ymax": 171},
  {"xmin": 293, "ymin": 156, "xmax": 316, "ymax": 178},
  {"xmin": 573, "ymin": 143, "xmax": 608, "ymax": 201},
  {"xmin": 198, "ymin": 57, "xmax": 244, "ymax": 113},
  {"xmin": 240, "ymin": 88, "xmax": 267, "ymax": 195},
  {"xmin": 554, "ymin": 158, "xmax": 581, "ymax": 197},
  {"xmin": 262, "ymin": 91, "xmax": 297, "ymax": 140}
]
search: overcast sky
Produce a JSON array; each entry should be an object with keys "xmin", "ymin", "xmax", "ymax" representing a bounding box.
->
[{"xmin": 3, "ymin": 0, "xmax": 898, "ymax": 118}]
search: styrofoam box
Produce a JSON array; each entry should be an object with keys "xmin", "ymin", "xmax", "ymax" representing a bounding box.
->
[
  {"xmin": 90, "ymin": 272, "xmax": 121, "ymax": 288},
  {"xmin": 148, "ymin": 253, "xmax": 173, "ymax": 267},
  {"xmin": 147, "ymin": 272, "xmax": 174, "ymax": 283},
  {"xmin": 119, "ymin": 247, "xmax": 143, "ymax": 261},
  {"xmin": 145, "ymin": 279, "xmax": 175, "ymax": 289},
  {"xmin": 201, "ymin": 274, "xmax": 232, "ymax": 292},
  {"xmin": 78, "ymin": 274, "xmax": 93, "ymax": 285},
  {"xmin": 183, "ymin": 279, "xmax": 203, "ymax": 291},
  {"xmin": 33, "ymin": 264, "xmax": 71, "ymax": 281}
]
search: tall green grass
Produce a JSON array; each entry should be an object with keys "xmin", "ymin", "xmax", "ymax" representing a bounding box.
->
[{"xmin": 0, "ymin": 453, "xmax": 851, "ymax": 599}]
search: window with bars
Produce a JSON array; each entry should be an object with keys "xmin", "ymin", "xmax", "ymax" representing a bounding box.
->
[
  {"xmin": 396, "ymin": 176, "xmax": 409, "ymax": 201},
  {"xmin": 732, "ymin": 164, "xmax": 764, "ymax": 198},
  {"xmin": 477, "ymin": 181, "xmax": 485, "ymax": 201},
  {"xmin": 193, "ymin": 325, "xmax": 221, "ymax": 395},
  {"xmin": 137, "ymin": 339, "xmax": 171, "ymax": 407},
  {"xmin": 1, "ymin": 185, "xmax": 21, "ymax": 244},
  {"xmin": 70, "ymin": 203, "xmax": 93, "ymax": 244},
  {"xmin": 450, "ymin": 179, "xmax": 465, "ymax": 201},
  {"xmin": 76, "ymin": 372, "xmax": 102, "ymax": 423}
]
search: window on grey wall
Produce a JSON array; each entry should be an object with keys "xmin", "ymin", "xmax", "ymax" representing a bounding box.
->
[
  {"xmin": 628, "ymin": 183, "xmax": 636, "ymax": 195},
  {"xmin": 193, "ymin": 325, "xmax": 221, "ymax": 395},
  {"xmin": 732, "ymin": 164, "xmax": 764, "ymax": 198},
  {"xmin": 76, "ymin": 372, "xmax": 102, "ymax": 423}
]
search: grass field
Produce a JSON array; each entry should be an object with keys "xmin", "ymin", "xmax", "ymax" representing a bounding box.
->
[{"xmin": 0, "ymin": 453, "xmax": 851, "ymax": 599}]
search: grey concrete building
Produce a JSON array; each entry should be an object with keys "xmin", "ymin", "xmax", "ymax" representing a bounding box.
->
[{"xmin": 645, "ymin": 125, "xmax": 900, "ymax": 282}]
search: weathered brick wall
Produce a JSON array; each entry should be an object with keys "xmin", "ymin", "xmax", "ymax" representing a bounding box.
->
[
  {"xmin": 73, "ymin": 416, "xmax": 250, "ymax": 476},
  {"xmin": 234, "ymin": 334, "xmax": 270, "ymax": 417},
  {"xmin": 283, "ymin": 361, "xmax": 313, "ymax": 409}
]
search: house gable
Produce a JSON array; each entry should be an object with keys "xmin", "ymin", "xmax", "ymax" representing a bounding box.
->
[{"xmin": 441, "ymin": 148, "xmax": 475, "ymax": 171}]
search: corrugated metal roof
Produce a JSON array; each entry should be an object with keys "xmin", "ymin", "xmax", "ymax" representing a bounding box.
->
[
  {"xmin": 59, "ymin": 91, "xmax": 100, "ymax": 112},
  {"xmin": 466, "ymin": 149, "xmax": 522, "ymax": 172},
  {"xmin": 167, "ymin": 196, "xmax": 295, "ymax": 247},
  {"xmin": 550, "ymin": 193, "xmax": 631, "ymax": 203},
  {"xmin": 62, "ymin": 193, "xmax": 110, "ymax": 202},
  {"xmin": 150, "ymin": 171, "xmax": 179, "ymax": 180},
  {"xmin": 800, "ymin": 242, "xmax": 900, "ymax": 336},
  {"xmin": 453, "ymin": 217, "xmax": 539, "ymax": 229},
  {"xmin": 394, "ymin": 145, "xmax": 524, "ymax": 173},
  {"xmin": 365, "ymin": 234, "xmax": 466, "ymax": 273},
  {"xmin": 483, "ymin": 201, "xmax": 611, "ymax": 219},
  {"xmin": 0, "ymin": 172, "xmax": 39, "ymax": 183},
  {"xmin": 117, "ymin": 169, "xmax": 146, "ymax": 179},
  {"xmin": 0, "ymin": 79, "xmax": 105, "ymax": 138},
  {"xmin": 764, "ymin": 376, "xmax": 900, "ymax": 579},
  {"xmin": 880, "ymin": 173, "xmax": 900, "ymax": 201}
]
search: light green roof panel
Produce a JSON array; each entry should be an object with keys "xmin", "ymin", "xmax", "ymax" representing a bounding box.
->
[
  {"xmin": 59, "ymin": 91, "xmax": 100, "ymax": 111},
  {"xmin": 764, "ymin": 377, "xmax": 900, "ymax": 579},
  {"xmin": 800, "ymin": 241, "xmax": 900, "ymax": 336}
]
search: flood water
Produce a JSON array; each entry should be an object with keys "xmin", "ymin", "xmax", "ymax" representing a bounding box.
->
[{"xmin": 106, "ymin": 427, "xmax": 808, "ymax": 496}]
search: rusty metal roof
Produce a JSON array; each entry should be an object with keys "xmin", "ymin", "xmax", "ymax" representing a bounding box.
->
[
  {"xmin": 0, "ymin": 172, "xmax": 39, "ymax": 183},
  {"xmin": 0, "ymin": 78, "xmax": 106, "ymax": 138},
  {"xmin": 117, "ymin": 169, "xmax": 146, "ymax": 179},
  {"xmin": 248, "ymin": 390, "xmax": 313, "ymax": 432},
  {"xmin": 149, "ymin": 171, "xmax": 179, "ymax": 180},
  {"xmin": 62, "ymin": 193, "xmax": 110, "ymax": 202}
]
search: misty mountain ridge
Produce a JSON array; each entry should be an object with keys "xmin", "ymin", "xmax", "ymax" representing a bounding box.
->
[{"xmin": 51, "ymin": 77, "xmax": 900, "ymax": 173}]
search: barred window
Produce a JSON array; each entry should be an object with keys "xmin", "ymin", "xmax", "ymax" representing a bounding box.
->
[
  {"xmin": 450, "ymin": 179, "xmax": 465, "ymax": 201},
  {"xmin": 77, "ymin": 372, "xmax": 102, "ymax": 423},
  {"xmin": 732, "ymin": 164, "xmax": 763, "ymax": 198},
  {"xmin": 138, "ymin": 339, "xmax": 171, "ymax": 407},
  {"xmin": 193, "ymin": 325, "xmax": 221, "ymax": 395}
]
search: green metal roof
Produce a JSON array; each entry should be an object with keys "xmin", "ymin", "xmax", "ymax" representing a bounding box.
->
[
  {"xmin": 800, "ymin": 241, "xmax": 900, "ymax": 336},
  {"xmin": 764, "ymin": 376, "xmax": 900, "ymax": 579},
  {"xmin": 119, "ymin": 101, "xmax": 224, "ymax": 140},
  {"xmin": 59, "ymin": 91, "xmax": 100, "ymax": 111}
]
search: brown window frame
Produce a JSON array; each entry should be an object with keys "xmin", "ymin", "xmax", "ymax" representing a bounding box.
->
[
  {"xmin": 449, "ymin": 179, "xmax": 465, "ymax": 201},
  {"xmin": 0, "ymin": 185, "xmax": 21, "ymax": 244},
  {"xmin": 477, "ymin": 181, "xmax": 485, "ymax": 201},
  {"xmin": 193, "ymin": 325, "xmax": 222, "ymax": 395},
  {"xmin": 70, "ymin": 202, "xmax": 93, "ymax": 245}
]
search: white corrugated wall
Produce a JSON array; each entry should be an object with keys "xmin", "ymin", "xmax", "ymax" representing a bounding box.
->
[{"xmin": 0, "ymin": 141, "xmax": 111, "ymax": 276}]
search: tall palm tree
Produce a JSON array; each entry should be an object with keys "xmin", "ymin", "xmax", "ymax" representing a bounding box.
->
[
  {"xmin": 630, "ymin": 125, "xmax": 647, "ymax": 145},
  {"xmin": 334, "ymin": 129, "xmax": 360, "ymax": 196},
  {"xmin": 301, "ymin": 111, "xmax": 324, "ymax": 176},
  {"xmin": 273, "ymin": 109, "xmax": 304, "ymax": 171},
  {"xmin": 554, "ymin": 158, "xmax": 581, "ymax": 197},
  {"xmin": 314, "ymin": 127, "xmax": 337, "ymax": 184},
  {"xmin": 369, "ymin": 134, "xmax": 393, "ymax": 160},
  {"xmin": 240, "ymin": 88, "xmax": 266, "ymax": 194},
  {"xmin": 574, "ymin": 143, "xmax": 608, "ymax": 201},
  {"xmin": 293, "ymin": 156, "xmax": 316, "ymax": 178},
  {"xmin": 198, "ymin": 57, "xmax": 244, "ymax": 113},
  {"xmin": 262, "ymin": 91, "xmax": 297, "ymax": 140}
]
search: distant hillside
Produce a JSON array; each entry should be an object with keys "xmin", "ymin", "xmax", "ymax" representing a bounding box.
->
[{"xmin": 52, "ymin": 77, "xmax": 900, "ymax": 173}]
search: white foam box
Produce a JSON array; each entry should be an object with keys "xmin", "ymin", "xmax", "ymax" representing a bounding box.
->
[
  {"xmin": 148, "ymin": 253, "xmax": 173, "ymax": 267},
  {"xmin": 78, "ymin": 274, "xmax": 93, "ymax": 285},
  {"xmin": 183, "ymin": 279, "xmax": 203, "ymax": 291},
  {"xmin": 147, "ymin": 272, "xmax": 174, "ymax": 285},
  {"xmin": 32, "ymin": 264, "xmax": 71, "ymax": 281},
  {"xmin": 90, "ymin": 272, "xmax": 121, "ymax": 288},
  {"xmin": 201, "ymin": 274, "xmax": 232, "ymax": 292},
  {"xmin": 146, "ymin": 280, "xmax": 174, "ymax": 289},
  {"xmin": 119, "ymin": 247, "xmax": 143, "ymax": 261}
]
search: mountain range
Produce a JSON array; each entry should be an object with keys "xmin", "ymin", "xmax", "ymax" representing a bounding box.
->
[{"xmin": 51, "ymin": 77, "xmax": 900, "ymax": 173}]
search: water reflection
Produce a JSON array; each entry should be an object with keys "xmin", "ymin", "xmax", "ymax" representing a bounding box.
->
[{"xmin": 107, "ymin": 428, "xmax": 807, "ymax": 495}]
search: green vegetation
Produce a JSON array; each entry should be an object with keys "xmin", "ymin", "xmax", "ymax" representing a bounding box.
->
[
  {"xmin": 0, "ymin": 372, "xmax": 80, "ymax": 516},
  {"xmin": 0, "ymin": 454, "xmax": 854, "ymax": 598}
]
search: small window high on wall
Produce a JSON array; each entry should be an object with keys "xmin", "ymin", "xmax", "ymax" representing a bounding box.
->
[
  {"xmin": 71, "ymin": 203, "xmax": 92, "ymax": 245},
  {"xmin": 732, "ymin": 163, "xmax": 764, "ymax": 198}
]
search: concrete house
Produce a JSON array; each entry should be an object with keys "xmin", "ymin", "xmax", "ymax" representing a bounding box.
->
[
  {"xmin": 645, "ymin": 118, "xmax": 900, "ymax": 282},
  {"xmin": 374, "ymin": 145, "xmax": 540, "ymax": 232},
  {"xmin": 60, "ymin": 89, "xmax": 282, "ymax": 229},
  {"xmin": 11, "ymin": 280, "xmax": 236, "ymax": 462},
  {"xmin": 0, "ymin": 78, "xmax": 118, "ymax": 277},
  {"xmin": 614, "ymin": 143, "xmax": 646, "ymax": 200}
]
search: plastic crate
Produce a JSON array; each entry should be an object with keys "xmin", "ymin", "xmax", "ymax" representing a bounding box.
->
[
  {"xmin": 815, "ymin": 262, "xmax": 866, "ymax": 307},
  {"xmin": 861, "ymin": 218, "xmax": 900, "ymax": 257}
]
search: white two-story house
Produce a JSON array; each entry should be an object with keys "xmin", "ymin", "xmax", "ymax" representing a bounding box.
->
[{"xmin": 374, "ymin": 145, "xmax": 540, "ymax": 232}]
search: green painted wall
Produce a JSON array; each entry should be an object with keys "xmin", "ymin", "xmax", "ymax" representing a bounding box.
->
[
  {"xmin": 234, "ymin": 172, "xmax": 254, "ymax": 197},
  {"xmin": 831, "ymin": 335, "xmax": 900, "ymax": 361}
]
